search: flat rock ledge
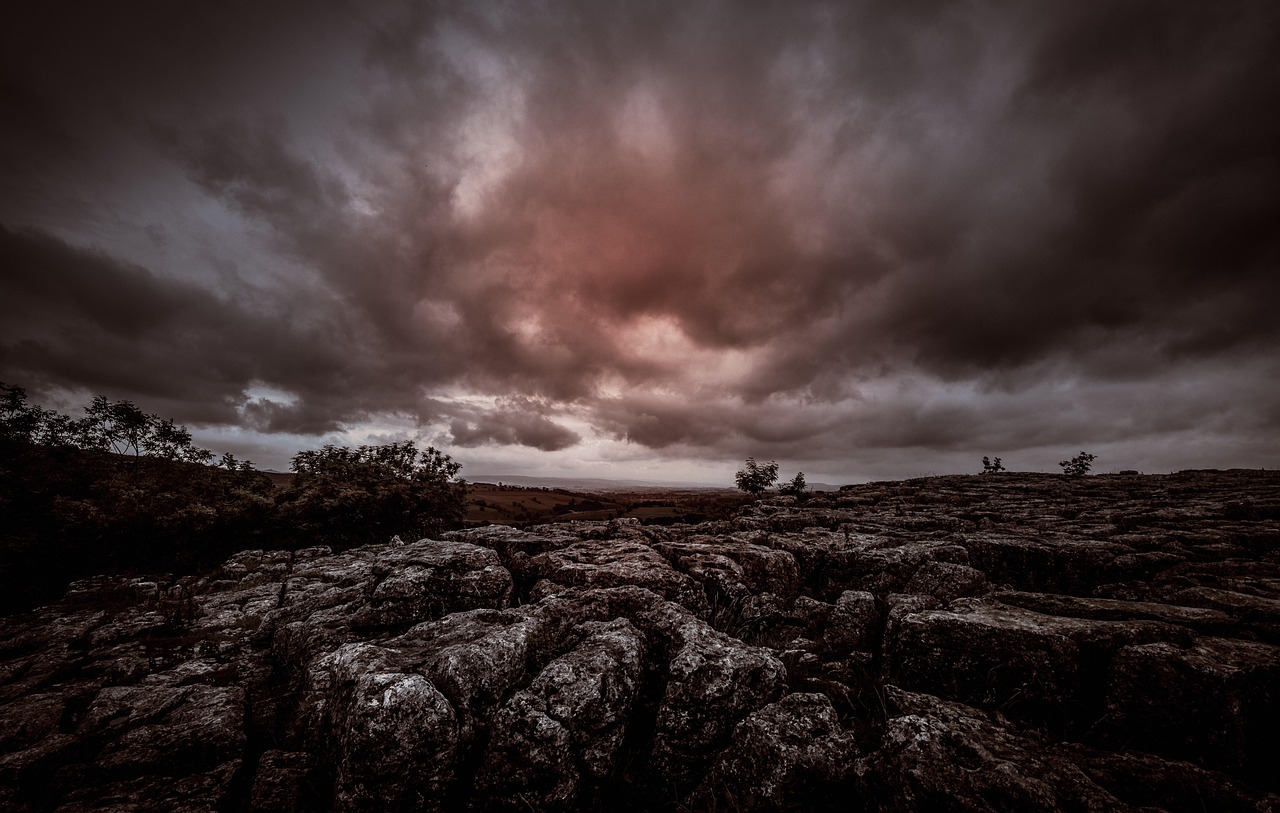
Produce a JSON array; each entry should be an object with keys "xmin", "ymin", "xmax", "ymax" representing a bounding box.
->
[{"xmin": 2, "ymin": 470, "xmax": 1279, "ymax": 811}]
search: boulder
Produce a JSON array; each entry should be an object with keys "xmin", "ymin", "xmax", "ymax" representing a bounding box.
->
[
  {"xmin": 689, "ymin": 692, "xmax": 861, "ymax": 811},
  {"xmin": 872, "ymin": 687, "xmax": 1134, "ymax": 812},
  {"xmin": 1105, "ymin": 636, "xmax": 1280, "ymax": 788},
  {"xmin": 475, "ymin": 619, "xmax": 646, "ymax": 810}
]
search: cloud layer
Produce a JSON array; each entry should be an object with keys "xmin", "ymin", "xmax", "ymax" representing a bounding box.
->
[{"xmin": 3, "ymin": 1, "xmax": 1278, "ymax": 479}]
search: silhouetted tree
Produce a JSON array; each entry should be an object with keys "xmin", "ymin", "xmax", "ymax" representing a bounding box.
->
[
  {"xmin": 779, "ymin": 471, "xmax": 808, "ymax": 497},
  {"xmin": 4, "ymin": 383, "xmax": 218, "ymax": 465},
  {"xmin": 146, "ymin": 418, "xmax": 214, "ymax": 463},
  {"xmin": 735, "ymin": 457, "xmax": 780, "ymax": 497},
  {"xmin": 1059, "ymin": 451, "xmax": 1096, "ymax": 477},
  {"xmin": 77, "ymin": 396, "xmax": 151, "ymax": 456},
  {"xmin": 280, "ymin": 441, "xmax": 466, "ymax": 546},
  {"xmin": 981, "ymin": 456, "xmax": 1005, "ymax": 474},
  {"xmin": 218, "ymin": 452, "xmax": 255, "ymax": 472},
  {"xmin": 0, "ymin": 383, "xmax": 43, "ymax": 441}
]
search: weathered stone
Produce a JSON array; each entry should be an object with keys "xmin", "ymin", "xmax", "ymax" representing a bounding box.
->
[
  {"xmin": 475, "ymin": 619, "xmax": 646, "ymax": 810},
  {"xmin": 515, "ymin": 538, "xmax": 708, "ymax": 615},
  {"xmin": 1051, "ymin": 742, "xmax": 1280, "ymax": 813},
  {"xmin": 333, "ymin": 672, "xmax": 458, "ymax": 813},
  {"xmin": 994, "ymin": 590, "xmax": 1238, "ymax": 636},
  {"xmin": 825, "ymin": 589, "xmax": 879, "ymax": 652},
  {"xmin": 690, "ymin": 692, "xmax": 861, "ymax": 811},
  {"xmin": 873, "ymin": 688, "xmax": 1134, "ymax": 812},
  {"xmin": 90, "ymin": 685, "xmax": 245, "ymax": 778},
  {"xmin": 352, "ymin": 539, "xmax": 513, "ymax": 628},
  {"xmin": 653, "ymin": 536, "xmax": 800, "ymax": 599},
  {"xmin": 1106, "ymin": 636, "xmax": 1280, "ymax": 787},
  {"xmin": 886, "ymin": 600, "xmax": 1190, "ymax": 732},
  {"xmin": 249, "ymin": 749, "xmax": 311, "ymax": 813},
  {"xmin": 962, "ymin": 534, "xmax": 1143, "ymax": 596},
  {"xmin": 791, "ymin": 595, "xmax": 833, "ymax": 638},
  {"xmin": 903, "ymin": 560, "xmax": 989, "ymax": 602},
  {"xmin": 396, "ymin": 609, "xmax": 544, "ymax": 747},
  {"xmin": 651, "ymin": 618, "xmax": 788, "ymax": 791},
  {"xmin": 1, "ymin": 470, "xmax": 1278, "ymax": 811}
]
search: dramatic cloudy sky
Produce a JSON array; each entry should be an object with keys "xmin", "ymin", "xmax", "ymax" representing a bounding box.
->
[{"xmin": 3, "ymin": 1, "xmax": 1278, "ymax": 483}]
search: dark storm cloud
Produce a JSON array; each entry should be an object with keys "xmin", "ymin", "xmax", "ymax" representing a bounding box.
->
[
  {"xmin": 0, "ymin": 225, "xmax": 351, "ymax": 425},
  {"xmin": 2, "ymin": 0, "xmax": 1278, "ymax": 472},
  {"xmin": 152, "ymin": 120, "xmax": 349, "ymax": 232},
  {"xmin": 448, "ymin": 398, "xmax": 581, "ymax": 452},
  {"xmin": 362, "ymin": 0, "xmax": 1277, "ymax": 448}
]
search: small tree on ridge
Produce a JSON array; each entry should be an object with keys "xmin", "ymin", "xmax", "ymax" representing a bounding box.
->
[
  {"xmin": 1059, "ymin": 451, "xmax": 1096, "ymax": 477},
  {"xmin": 735, "ymin": 457, "xmax": 779, "ymax": 497},
  {"xmin": 779, "ymin": 471, "xmax": 808, "ymax": 497}
]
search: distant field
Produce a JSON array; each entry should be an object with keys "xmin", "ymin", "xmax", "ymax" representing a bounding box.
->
[
  {"xmin": 259, "ymin": 475, "xmax": 744, "ymax": 527},
  {"xmin": 465, "ymin": 483, "xmax": 626, "ymax": 525},
  {"xmin": 464, "ymin": 482, "xmax": 743, "ymax": 526}
]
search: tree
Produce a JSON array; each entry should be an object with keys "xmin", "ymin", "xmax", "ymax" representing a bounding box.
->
[
  {"xmin": 981, "ymin": 456, "xmax": 1005, "ymax": 474},
  {"xmin": 1059, "ymin": 451, "xmax": 1096, "ymax": 477},
  {"xmin": 34, "ymin": 411, "xmax": 77, "ymax": 446},
  {"xmin": 779, "ymin": 471, "xmax": 808, "ymax": 497},
  {"xmin": 219, "ymin": 452, "xmax": 255, "ymax": 472},
  {"xmin": 73, "ymin": 397, "xmax": 214, "ymax": 463},
  {"xmin": 77, "ymin": 396, "xmax": 152, "ymax": 456},
  {"xmin": 735, "ymin": 457, "xmax": 780, "ymax": 497},
  {"xmin": 146, "ymin": 418, "xmax": 214, "ymax": 463},
  {"xmin": 0, "ymin": 382, "xmax": 42, "ymax": 441},
  {"xmin": 281, "ymin": 441, "xmax": 466, "ymax": 545}
]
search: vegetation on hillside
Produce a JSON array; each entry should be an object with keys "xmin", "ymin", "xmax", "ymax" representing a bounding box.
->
[
  {"xmin": 280, "ymin": 441, "xmax": 466, "ymax": 545},
  {"xmin": 735, "ymin": 458, "xmax": 808, "ymax": 500},
  {"xmin": 0, "ymin": 383, "xmax": 466, "ymax": 613}
]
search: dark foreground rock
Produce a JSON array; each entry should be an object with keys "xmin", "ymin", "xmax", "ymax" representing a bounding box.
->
[{"xmin": 2, "ymin": 470, "xmax": 1279, "ymax": 811}]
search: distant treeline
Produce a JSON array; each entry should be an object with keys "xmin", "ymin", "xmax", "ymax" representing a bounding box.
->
[{"xmin": 0, "ymin": 383, "xmax": 466, "ymax": 613}]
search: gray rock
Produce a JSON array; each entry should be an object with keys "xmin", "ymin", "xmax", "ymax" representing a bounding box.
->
[
  {"xmin": 903, "ymin": 560, "xmax": 990, "ymax": 602},
  {"xmin": 475, "ymin": 619, "xmax": 646, "ymax": 810},
  {"xmin": 1106, "ymin": 636, "xmax": 1280, "ymax": 784},
  {"xmin": 690, "ymin": 692, "xmax": 861, "ymax": 811},
  {"xmin": 826, "ymin": 589, "xmax": 879, "ymax": 652},
  {"xmin": 333, "ymin": 672, "xmax": 458, "ymax": 812},
  {"xmin": 651, "ymin": 618, "xmax": 788, "ymax": 792},
  {"xmin": 249, "ymin": 749, "xmax": 311, "ymax": 813},
  {"xmin": 873, "ymin": 687, "xmax": 1135, "ymax": 812},
  {"xmin": 2, "ymin": 470, "xmax": 1279, "ymax": 810}
]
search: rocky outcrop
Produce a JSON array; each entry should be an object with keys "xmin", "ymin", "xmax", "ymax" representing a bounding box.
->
[{"xmin": 1, "ymin": 470, "xmax": 1278, "ymax": 811}]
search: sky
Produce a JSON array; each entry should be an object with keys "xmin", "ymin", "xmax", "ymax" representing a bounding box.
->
[{"xmin": 2, "ymin": 1, "xmax": 1279, "ymax": 485}]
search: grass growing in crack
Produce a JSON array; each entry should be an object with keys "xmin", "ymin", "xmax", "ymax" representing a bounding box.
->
[{"xmin": 704, "ymin": 591, "xmax": 799, "ymax": 649}]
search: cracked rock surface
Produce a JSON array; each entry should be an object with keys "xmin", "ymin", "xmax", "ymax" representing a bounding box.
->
[{"xmin": 2, "ymin": 470, "xmax": 1279, "ymax": 811}]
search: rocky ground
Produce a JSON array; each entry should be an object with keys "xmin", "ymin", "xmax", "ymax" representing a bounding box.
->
[{"xmin": 2, "ymin": 470, "xmax": 1279, "ymax": 812}]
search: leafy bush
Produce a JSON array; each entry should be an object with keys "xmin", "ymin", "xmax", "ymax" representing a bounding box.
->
[
  {"xmin": 0, "ymin": 439, "xmax": 275, "ymax": 612},
  {"xmin": 277, "ymin": 441, "xmax": 466, "ymax": 547},
  {"xmin": 1, "ymin": 384, "xmax": 469, "ymax": 613},
  {"xmin": 779, "ymin": 471, "xmax": 808, "ymax": 497},
  {"xmin": 981, "ymin": 456, "xmax": 1005, "ymax": 474},
  {"xmin": 1059, "ymin": 451, "xmax": 1097, "ymax": 477},
  {"xmin": 1, "ymin": 383, "xmax": 214, "ymax": 464},
  {"xmin": 735, "ymin": 457, "xmax": 780, "ymax": 497}
]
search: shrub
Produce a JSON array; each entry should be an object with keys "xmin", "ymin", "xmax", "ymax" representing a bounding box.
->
[
  {"xmin": 278, "ymin": 441, "xmax": 466, "ymax": 546},
  {"xmin": 1059, "ymin": 452, "xmax": 1097, "ymax": 477},
  {"xmin": 0, "ymin": 383, "xmax": 214, "ymax": 463},
  {"xmin": 981, "ymin": 456, "xmax": 1005, "ymax": 474},
  {"xmin": 735, "ymin": 457, "xmax": 779, "ymax": 497},
  {"xmin": 779, "ymin": 471, "xmax": 808, "ymax": 497}
]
